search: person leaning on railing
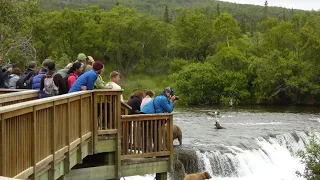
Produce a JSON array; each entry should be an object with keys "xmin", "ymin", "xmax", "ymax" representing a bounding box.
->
[
  {"xmin": 127, "ymin": 90, "xmax": 145, "ymax": 115},
  {"xmin": 68, "ymin": 61, "xmax": 104, "ymax": 93},
  {"xmin": 140, "ymin": 90, "xmax": 155, "ymax": 109},
  {"xmin": 140, "ymin": 87, "xmax": 177, "ymax": 114},
  {"xmin": 106, "ymin": 71, "xmax": 124, "ymax": 102}
]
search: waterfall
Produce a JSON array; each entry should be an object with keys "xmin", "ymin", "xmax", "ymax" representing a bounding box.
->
[
  {"xmin": 127, "ymin": 131, "xmax": 317, "ymax": 180},
  {"xmin": 192, "ymin": 131, "xmax": 315, "ymax": 180}
]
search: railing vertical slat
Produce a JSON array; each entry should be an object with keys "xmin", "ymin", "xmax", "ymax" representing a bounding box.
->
[
  {"xmin": 31, "ymin": 108, "xmax": 36, "ymax": 179},
  {"xmin": 115, "ymin": 92, "xmax": 122, "ymax": 179},
  {"xmin": 1, "ymin": 115, "xmax": 5, "ymax": 176},
  {"xmin": 93, "ymin": 93, "xmax": 98, "ymax": 154},
  {"xmin": 168, "ymin": 115, "xmax": 174, "ymax": 172},
  {"xmin": 78, "ymin": 96, "xmax": 83, "ymax": 163},
  {"xmin": 65, "ymin": 99, "xmax": 71, "ymax": 174},
  {"xmin": 49, "ymin": 103, "xmax": 56, "ymax": 179}
]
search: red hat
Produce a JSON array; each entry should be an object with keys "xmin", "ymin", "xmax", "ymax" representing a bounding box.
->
[{"xmin": 93, "ymin": 61, "xmax": 104, "ymax": 71}]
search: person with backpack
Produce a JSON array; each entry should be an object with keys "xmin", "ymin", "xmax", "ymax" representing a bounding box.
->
[
  {"xmin": 16, "ymin": 61, "xmax": 37, "ymax": 89},
  {"xmin": 5, "ymin": 68, "xmax": 22, "ymax": 89},
  {"xmin": 32, "ymin": 59, "xmax": 52, "ymax": 98},
  {"xmin": 57, "ymin": 63, "xmax": 73, "ymax": 78},
  {"xmin": 68, "ymin": 61, "xmax": 104, "ymax": 93},
  {"xmin": 66, "ymin": 62, "xmax": 83, "ymax": 90},
  {"xmin": 40, "ymin": 61, "xmax": 67, "ymax": 98}
]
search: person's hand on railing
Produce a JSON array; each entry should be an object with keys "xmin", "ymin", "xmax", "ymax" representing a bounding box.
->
[{"xmin": 81, "ymin": 86, "xmax": 87, "ymax": 91}]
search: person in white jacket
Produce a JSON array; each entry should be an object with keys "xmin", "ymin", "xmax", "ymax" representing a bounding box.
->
[
  {"xmin": 140, "ymin": 90, "xmax": 155, "ymax": 109},
  {"xmin": 106, "ymin": 71, "xmax": 124, "ymax": 102}
]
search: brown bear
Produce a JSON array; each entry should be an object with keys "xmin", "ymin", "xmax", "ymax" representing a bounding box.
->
[
  {"xmin": 165, "ymin": 124, "xmax": 182, "ymax": 145},
  {"xmin": 183, "ymin": 171, "xmax": 212, "ymax": 180}
]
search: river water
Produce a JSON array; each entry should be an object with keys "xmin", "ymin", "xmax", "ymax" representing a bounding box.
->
[{"xmin": 127, "ymin": 106, "xmax": 320, "ymax": 180}]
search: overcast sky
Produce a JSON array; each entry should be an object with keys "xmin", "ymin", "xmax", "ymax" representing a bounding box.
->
[{"xmin": 219, "ymin": 0, "xmax": 319, "ymax": 11}]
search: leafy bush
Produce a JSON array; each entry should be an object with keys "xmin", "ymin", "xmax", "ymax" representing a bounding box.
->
[{"xmin": 297, "ymin": 135, "xmax": 320, "ymax": 180}]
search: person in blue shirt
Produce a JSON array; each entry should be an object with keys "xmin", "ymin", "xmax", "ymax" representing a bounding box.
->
[
  {"xmin": 141, "ymin": 87, "xmax": 177, "ymax": 114},
  {"xmin": 68, "ymin": 61, "xmax": 104, "ymax": 93}
]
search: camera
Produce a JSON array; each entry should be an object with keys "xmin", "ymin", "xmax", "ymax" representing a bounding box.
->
[{"xmin": 175, "ymin": 96, "xmax": 179, "ymax": 100}]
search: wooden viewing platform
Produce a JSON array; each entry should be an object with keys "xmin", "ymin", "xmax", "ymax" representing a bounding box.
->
[{"xmin": 0, "ymin": 89, "xmax": 174, "ymax": 180}]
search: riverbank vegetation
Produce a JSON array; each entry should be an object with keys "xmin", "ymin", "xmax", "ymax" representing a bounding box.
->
[
  {"xmin": 297, "ymin": 135, "xmax": 320, "ymax": 180},
  {"xmin": 1, "ymin": 1, "xmax": 319, "ymax": 105}
]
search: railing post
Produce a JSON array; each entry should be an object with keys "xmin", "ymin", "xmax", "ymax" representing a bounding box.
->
[{"xmin": 116, "ymin": 91, "xmax": 122, "ymax": 179}]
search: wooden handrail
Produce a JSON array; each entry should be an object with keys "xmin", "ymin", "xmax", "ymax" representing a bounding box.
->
[
  {"xmin": 0, "ymin": 89, "xmax": 30, "ymax": 94},
  {"xmin": 0, "ymin": 90, "xmax": 39, "ymax": 107}
]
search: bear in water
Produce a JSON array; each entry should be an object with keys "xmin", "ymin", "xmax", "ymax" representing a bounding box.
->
[
  {"xmin": 184, "ymin": 171, "xmax": 211, "ymax": 180},
  {"xmin": 165, "ymin": 124, "xmax": 182, "ymax": 145}
]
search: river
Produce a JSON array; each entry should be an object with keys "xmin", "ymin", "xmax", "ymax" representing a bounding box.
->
[{"xmin": 127, "ymin": 106, "xmax": 320, "ymax": 180}]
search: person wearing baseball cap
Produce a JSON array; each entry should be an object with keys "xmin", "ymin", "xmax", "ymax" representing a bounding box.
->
[
  {"xmin": 76, "ymin": 53, "xmax": 95, "ymax": 74},
  {"xmin": 68, "ymin": 61, "xmax": 104, "ymax": 93}
]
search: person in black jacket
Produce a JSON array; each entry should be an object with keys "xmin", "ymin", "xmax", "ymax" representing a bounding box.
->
[
  {"xmin": 0, "ymin": 56, "xmax": 4, "ymax": 88},
  {"xmin": 0, "ymin": 56, "xmax": 12, "ymax": 88},
  {"xmin": 127, "ymin": 90, "xmax": 145, "ymax": 115}
]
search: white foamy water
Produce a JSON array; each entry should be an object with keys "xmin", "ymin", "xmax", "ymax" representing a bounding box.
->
[
  {"xmin": 126, "ymin": 132, "xmax": 311, "ymax": 180},
  {"xmin": 127, "ymin": 107, "xmax": 320, "ymax": 180}
]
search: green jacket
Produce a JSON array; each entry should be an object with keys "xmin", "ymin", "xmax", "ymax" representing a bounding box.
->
[{"xmin": 94, "ymin": 75, "xmax": 112, "ymax": 89}]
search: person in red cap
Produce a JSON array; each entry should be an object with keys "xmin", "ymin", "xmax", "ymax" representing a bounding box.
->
[{"xmin": 68, "ymin": 61, "xmax": 104, "ymax": 93}]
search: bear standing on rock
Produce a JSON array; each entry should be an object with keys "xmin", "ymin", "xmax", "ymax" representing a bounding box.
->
[
  {"xmin": 183, "ymin": 171, "xmax": 212, "ymax": 180},
  {"xmin": 165, "ymin": 124, "xmax": 182, "ymax": 146},
  {"xmin": 173, "ymin": 124, "xmax": 182, "ymax": 146}
]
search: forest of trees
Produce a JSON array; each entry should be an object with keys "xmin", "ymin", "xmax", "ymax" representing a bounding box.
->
[{"xmin": 1, "ymin": 0, "xmax": 319, "ymax": 105}]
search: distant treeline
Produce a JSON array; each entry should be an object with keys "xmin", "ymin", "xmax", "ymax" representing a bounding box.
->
[{"xmin": 1, "ymin": 1, "xmax": 319, "ymax": 105}]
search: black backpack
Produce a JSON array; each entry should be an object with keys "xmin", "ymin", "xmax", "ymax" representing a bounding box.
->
[{"xmin": 16, "ymin": 70, "xmax": 35, "ymax": 89}]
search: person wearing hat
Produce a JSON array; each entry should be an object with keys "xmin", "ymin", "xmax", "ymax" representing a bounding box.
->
[
  {"xmin": 68, "ymin": 61, "xmax": 104, "ymax": 93},
  {"xmin": 106, "ymin": 71, "xmax": 124, "ymax": 101},
  {"xmin": 140, "ymin": 87, "xmax": 177, "ymax": 114},
  {"xmin": 32, "ymin": 59, "xmax": 52, "ymax": 98},
  {"xmin": 76, "ymin": 53, "xmax": 95, "ymax": 74}
]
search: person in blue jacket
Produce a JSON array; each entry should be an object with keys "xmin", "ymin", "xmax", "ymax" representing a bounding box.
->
[
  {"xmin": 32, "ymin": 59, "xmax": 52, "ymax": 98},
  {"xmin": 141, "ymin": 87, "xmax": 177, "ymax": 114},
  {"xmin": 68, "ymin": 61, "xmax": 104, "ymax": 93}
]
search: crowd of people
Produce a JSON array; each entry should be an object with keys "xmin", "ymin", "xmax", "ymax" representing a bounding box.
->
[{"xmin": 0, "ymin": 54, "xmax": 178, "ymax": 114}]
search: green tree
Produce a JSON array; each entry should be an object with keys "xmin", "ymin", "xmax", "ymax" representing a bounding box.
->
[
  {"xmin": 170, "ymin": 62, "xmax": 222, "ymax": 105},
  {"xmin": 174, "ymin": 9, "xmax": 212, "ymax": 61},
  {"xmin": 164, "ymin": 6, "xmax": 171, "ymax": 23},
  {"xmin": 213, "ymin": 12, "xmax": 241, "ymax": 48}
]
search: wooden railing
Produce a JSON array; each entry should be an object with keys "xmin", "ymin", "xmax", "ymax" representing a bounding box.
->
[
  {"xmin": 0, "ymin": 89, "xmax": 174, "ymax": 179},
  {"xmin": 0, "ymin": 90, "xmax": 39, "ymax": 107},
  {"xmin": 0, "ymin": 91, "xmax": 93, "ymax": 178},
  {"xmin": 0, "ymin": 89, "xmax": 29, "ymax": 94},
  {"xmin": 93, "ymin": 90, "xmax": 122, "ymax": 134},
  {"xmin": 121, "ymin": 114, "xmax": 173, "ymax": 159}
]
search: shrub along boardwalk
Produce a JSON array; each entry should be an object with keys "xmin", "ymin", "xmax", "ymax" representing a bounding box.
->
[{"xmin": 0, "ymin": 89, "xmax": 173, "ymax": 180}]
